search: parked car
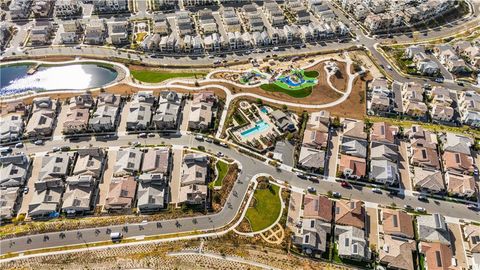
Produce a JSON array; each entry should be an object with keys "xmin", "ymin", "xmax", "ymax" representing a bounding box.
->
[
  {"xmin": 307, "ymin": 186, "xmax": 316, "ymax": 193},
  {"xmin": 372, "ymin": 188, "xmax": 382, "ymax": 194},
  {"xmin": 415, "ymin": 207, "xmax": 426, "ymax": 213},
  {"xmin": 195, "ymin": 135, "xmax": 204, "ymax": 140},
  {"xmin": 52, "ymin": 147, "xmax": 61, "ymax": 152},
  {"xmin": 15, "ymin": 142, "xmax": 24, "ymax": 148},
  {"xmin": 132, "ymin": 141, "xmax": 140, "ymax": 147},
  {"xmin": 417, "ymin": 195, "xmax": 428, "ymax": 202},
  {"xmin": 205, "ymin": 138, "xmax": 213, "ymax": 143},
  {"xmin": 216, "ymin": 152, "xmax": 224, "ymax": 157},
  {"xmin": 341, "ymin": 181, "xmax": 351, "ymax": 188},
  {"xmin": 34, "ymin": 140, "xmax": 44, "ymax": 145},
  {"xmin": 467, "ymin": 204, "xmax": 479, "ymax": 211},
  {"xmin": 332, "ymin": 192, "xmax": 341, "ymax": 198},
  {"xmin": 148, "ymin": 133, "xmax": 155, "ymax": 137},
  {"xmin": 138, "ymin": 133, "xmax": 147, "ymax": 138},
  {"xmin": 0, "ymin": 146, "xmax": 12, "ymax": 154},
  {"xmin": 23, "ymin": 187, "xmax": 29, "ymax": 194},
  {"xmin": 219, "ymin": 142, "xmax": 228, "ymax": 148},
  {"xmin": 404, "ymin": 205, "xmax": 413, "ymax": 211}
]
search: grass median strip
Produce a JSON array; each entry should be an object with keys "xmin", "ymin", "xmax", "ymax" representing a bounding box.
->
[
  {"xmin": 245, "ymin": 184, "xmax": 281, "ymax": 232},
  {"xmin": 213, "ymin": 160, "xmax": 229, "ymax": 187},
  {"xmin": 131, "ymin": 70, "xmax": 206, "ymax": 83}
]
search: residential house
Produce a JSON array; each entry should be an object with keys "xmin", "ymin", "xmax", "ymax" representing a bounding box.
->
[
  {"xmin": 89, "ymin": 93, "xmax": 121, "ymax": 132},
  {"xmin": 137, "ymin": 148, "xmax": 170, "ymax": 213},
  {"xmin": 93, "ymin": 0, "xmax": 128, "ymax": 14},
  {"xmin": 417, "ymin": 213, "xmax": 451, "ymax": 245},
  {"xmin": 113, "ymin": 148, "xmax": 143, "ymax": 176},
  {"xmin": 302, "ymin": 110, "xmax": 330, "ymax": 149},
  {"xmin": 30, "ymin": 21, "xmax": 54, "ymax": 45},
  {"xmin": 341, "ymin": 134, "xmax": 368, "ymax": 158},
  {"xmin": 298, "ymin": 147, "xmax": 325, "ymax": 172},
  {"xmin": 108, "ymin": 19, "xmax": 129, "ymax": 45},
  {"xmin": 445, "ymin": 172, "xmax": 476, "ymax": 198},
  {"xmin": 179, "ymin": 153, "xmax": 209, "ymax": 204},
  {"xmin": 440, "ymin": 133, "xmax": 475, "ymax": 174},
  {"xmin": 381, "ymin": 209, "xmax": 414, "ymax": 239},
  {"xmin": 9, "ymin": 0, "xmax": 33, "ymax": 20},
  {"xmin": 370, "ymin": 143, "xmax": 399, "ymax": 186},
  {"xmin": 458, "ymin": 91, "xmax": 480, "ymax": 127},
  {"xmin": 35, "ymin": 153, "xmax": 73, "ymax": 190},
  {"xmin": 335, "ymin": 200, "xmax": 365, "ymax": 229},
  {"xmin": 62, "ymin": 175, "xmax": 95, "ymax": 215},
  {"xmin": 28, "ymin": 187, "xmax": 63, "ymax": 219},
  {"xmin": 188, "ymin": 92, "xmax": 216, "ymax": 131},
  {"xmin": 463, "ymin": 224, "xmax": 480, "ymax": 253},
  {"xmin": 270, "ymin": 110, "xmax": 296, "ymax": 132},
  {"xmin": 152, "ymin": 91, "xmax": 183, "ymax": 130},
  {"xmin": 55, "ymin": 0, "xmax": 82, "ymax": 17},
  {"xmin": 84, "ymin": 19, "xmax": 106, "ymax": 45},
  {"xmin": 378, "ymin": 235, "xmax": 416, "ymax": 270},
  {"xmin": 429, "ymin": 86, "xmax": 455, "ymax": 122},
  {"xmin": 335, "ymin": 226, "xmax": 370, "ymax": 261},
  {"xmin": 303, "ymin": 194, "xmax": 333, "ymax": 222},
  {"xmin": 104, "ymin": 176, "xmax": 136, "ymax": 212},
  {"xmin": 294, "ymin": 218, "xmax": 330, "ymax": 255},
  {"xmin": 126, "ymin": 91, "xmax": 156, "ymax": 130},
  {"xmin": 401, "ymin": 82, "xmax": 427, "ymax": 118},
  {"xmin": 0, "ymin": 154, "xmax": 31, "ymax": 187},
  {"xmin": 370, "ymin": 122, "xmax": 397, "ymax": 145},
  {"xmin": 0, "ymin": 113, "xmax": 24, "ymax": 142},
  {"xmin": 342, "ymin": 119, "xmax": 367, "ymax": 140},
  {"xmin": 412, "ymin": 167, "xmax": 445, "ymax": 194},
  {"xmin": 0, "ymin": 187, "xmax": 21, "ymax": 220},
  {"xmin": 419, "ymin": 242, "xmax": 460, "ymax": 270},
  {"xmin": 31, "ymin": 0, "xmax": 54, "ymax": 17},
  {"xmin": 339, "ymin": 154, "xmax": 367, "ymax": 179}
]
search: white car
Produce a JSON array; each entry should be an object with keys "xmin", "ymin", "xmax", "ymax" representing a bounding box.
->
[
  {"xmin": 195, "ymin": 135, "xmax": 204, "ymax": 140},
  {"xmin": 372, "ymin": 188, "xmax": 382, "ymax": 194},
  {"xmin": 415, "ymin": 207, "xmax": 426, "ymax": 213},
  {"xmin": 132, "ymin": 141, "xmax": 140, "ymax": 147},
  {"xmin": 34, "ymin": 140, "xmax": 44, "ymax": 145},
  {"xmin": 307, "ymin": 186, "xmax": 316, "ymax": 193},
  {"xmin": 15, "ymin": 142, "xmax": 24, "ymax": 148}
]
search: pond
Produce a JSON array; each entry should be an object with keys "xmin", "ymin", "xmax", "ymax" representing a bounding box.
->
[{"xmin": 0, "ymin": 63, "xmax": 119, "ymax": 96}]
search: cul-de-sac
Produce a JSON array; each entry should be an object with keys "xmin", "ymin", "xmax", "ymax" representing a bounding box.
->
[{"xmin": 1, "ymin": 0, "xmax": 480, "ymax": 269}]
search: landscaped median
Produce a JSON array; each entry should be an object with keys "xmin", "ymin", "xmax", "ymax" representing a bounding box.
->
[
  {"xmin": 212, "ymin": 160, "xmax": 230, "ymax": 187},
  {"xmin": 130, "ymin": 70, "xmax": 207, "ymax": 83},
  {"xmin": 241, "ymin": 180, "xmax": 282, "ymax": 232}
]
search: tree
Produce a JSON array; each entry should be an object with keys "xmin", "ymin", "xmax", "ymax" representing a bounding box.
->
[
  {"xmin": 327, "ymin": 190, "xmax": 333, "ymax": 197},
  {"xmin": 256, "ymin": 98, "xmax": 263, "ymax": 105},
  {"xmin": 282, "ymin": 104, "xmax": 288, "ymax": 111}
]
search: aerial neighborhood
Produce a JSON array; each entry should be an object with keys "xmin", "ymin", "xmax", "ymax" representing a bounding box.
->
[{"xmin": 0, "ymin": 0, "xmax": 480, "ymax": 269}]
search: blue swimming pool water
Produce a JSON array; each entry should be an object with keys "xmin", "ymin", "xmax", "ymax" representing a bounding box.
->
[
  {"xmin": 260, "ymin": 107, "xmax": 268, "ymax": 114},
  {"xmin": 240, "ymin": 121, "xmax": 270, "ymax": 137}
]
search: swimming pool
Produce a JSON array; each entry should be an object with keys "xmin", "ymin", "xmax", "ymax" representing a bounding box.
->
[
  {"xmin": 240, "ymin": 121, "xmax": 270, "ymax": 137},
  {"xmin": 260, "ymin": 107, "xmax": 268, "ymax": 114}
]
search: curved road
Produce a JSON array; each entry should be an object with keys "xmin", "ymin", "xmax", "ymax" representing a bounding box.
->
[{"xmin": 1, "ymin": 133, "xmax": 479, "ymax": 256}]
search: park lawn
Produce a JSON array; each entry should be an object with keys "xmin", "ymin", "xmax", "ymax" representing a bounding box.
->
[
  {"xmin": 304, "ymin": 70, "xmax": 319, "ymax": 77},
  {"xmin": 245, "ymin": 184, "xmax": 281, "ymax": 232},
  {"xmin": 260, "ymin": 83, "xmax": 312, "ymax": 98},
  {"xmin": 131, "ymin": 70, "xmax": 206, "ymax": 83},
  {"xmin": 213, "ymin": 160, "xmax": 229, "ymax": 187}
]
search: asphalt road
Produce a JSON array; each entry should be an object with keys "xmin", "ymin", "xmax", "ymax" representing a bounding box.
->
[{"xmin": 1, "ymin": 133, "xmax": 479, "ymax": 255}]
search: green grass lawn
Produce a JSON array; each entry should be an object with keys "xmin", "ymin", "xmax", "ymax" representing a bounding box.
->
[
  {"xmin": 260, "ymin": 84, "xmax": 312, "ymax": 98},
  {"xmin": 131, "ymin": 70, "xmax": 206, "ymax": 83},
  {"xmin": 213, "ymin": 160, "xmax": 229, "ymax": 187},
  {"xmin": 303, "ymin": 70, "xmax": 319, "ymax": 77},
  {"xmin": 245, "ymin": 184, "xmax": 281, "ymax": 232}
]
